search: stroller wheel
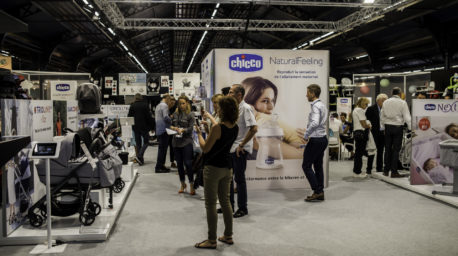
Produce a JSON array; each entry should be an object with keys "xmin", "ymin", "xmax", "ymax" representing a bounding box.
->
[
  {"xmin": 88, "ymin": 202, "xmax": 102, "ymax": 216},
  {"xmin": 29, "ymin": 213, "xmax": 44, "ymax": 228},
  {"xmin": 113, "ymin": 180, "xmax": 124, "ymax": 193},
  {"xmin": 40, "ymin": 209, "xmax": 47, "ymax": 218},
  {"xmin": 79, "ymin": 211, "xmax": 96, "ymax": 226}
]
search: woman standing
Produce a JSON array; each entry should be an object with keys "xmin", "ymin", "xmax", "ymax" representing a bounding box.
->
[
  {"xmin": 352, "ymin": 97, "xmax": 374, "ymax": 178},
  {"xmin": 202, "ymin": 93, "xmax": 223, "ymax": 133},
  {"xmin": 194, "ymin": 96, "xmax": 239, "ymax": 249},
  {"xmin": 170, "ymin": 96, "xmax": 195, "ymax": 194}
]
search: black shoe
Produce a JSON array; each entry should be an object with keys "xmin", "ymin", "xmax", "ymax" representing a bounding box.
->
[
  {"xmin": 155, "ymin": 168, "xmax": 170, "ymax": 173},
  {"xmin": 391, "ymin": 172, "xmax": 406, "ymax": 178},
  {"xmin": 233, "ymin": 209, "xmax": 248, "ymax": 218},
  {"xmin": 135, "ymin": 156, "xmax": 143, "ymax": 166},
  {"xmin": 305, "ymin": 192, "xmax": 324, "ymax": 202},
  {"xmin": 217, "ymin": 208, "xmax": 223, "ymax": 214},
  {"xmin": 162, "ymin": 167, "xmax": 171, "ymax": 171}
]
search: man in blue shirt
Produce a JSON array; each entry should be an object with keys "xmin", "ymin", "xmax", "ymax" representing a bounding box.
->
[
  {"xmin": 155, "ymin": 94, "xmax": 172, "ymax": 173},
  {"xmin": 302, "ymin": 84, "xmax": 328, "ymax": 202}
]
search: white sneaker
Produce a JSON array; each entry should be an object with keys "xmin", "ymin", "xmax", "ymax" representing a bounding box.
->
[{"xmin": 353, "ymin": 173, "xmax": 367, "ymax": 178}]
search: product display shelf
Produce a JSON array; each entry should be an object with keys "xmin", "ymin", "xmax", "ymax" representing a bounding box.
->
[
  {"xmin": 0, "ymin": 168, "xmax": 138, "ymax": 245},
  {"xmin": 372, "ymin": 172, "xmax": 458, "ymax": 208}
]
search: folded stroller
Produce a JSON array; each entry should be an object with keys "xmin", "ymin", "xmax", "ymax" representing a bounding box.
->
[{"xmin": 28, "ymin": 128, "xmax": 124, "ymax": 227}]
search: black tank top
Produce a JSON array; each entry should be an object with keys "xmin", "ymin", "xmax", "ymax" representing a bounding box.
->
[{"xmin": 205, "ymin": 124, "xmax": 239, "ymax": 168}]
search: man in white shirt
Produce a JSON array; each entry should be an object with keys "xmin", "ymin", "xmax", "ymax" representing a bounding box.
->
[
  {"xmin": 228, "ymin": 84, "xmax": 257, "ymax": 218},
  {"xmin": 380, "ymin": 87, "xmax": 411, "ymax": 178}
]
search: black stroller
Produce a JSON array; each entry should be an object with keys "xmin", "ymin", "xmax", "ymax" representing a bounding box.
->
[{"xmin": 28, "ymin": 128, "xmax": 124, "ymax": 227}]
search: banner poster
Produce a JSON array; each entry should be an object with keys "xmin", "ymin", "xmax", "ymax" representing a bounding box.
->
[
  {"xmin": 67, "ymin": 100, "xmax": 79, "ymax": 132},
  {"xmin": 105, "ymin": 76, "xmax": 114, "ymax": 89},
  {"xmin": 172, "ymin": 73, "xmax": 200, "ymax": 98},
  {"xmin": 1, "ymin": 144, "xmax": 34, "ymax": 236},
  {"xmin": 102, "ymin": 104, "xmax": 130, "ymax": 127},
  {"xmin": 410, "ymin": 99, "xmax": 457, "ymax": 185},
  {"xmin": 201, "ymin": 51, "xmax": 214, "ymax": 101},
  {"xmin": 160, "ymin": 75, "xmax": 170, "ymax": 88},
  {"xmin": 119, "ymin": 73, "xmax": 147, "ymax": 95},
  {"xmin": 53, "ymin": 101, "xmax": 67, "ymax": 136},
  {"xmin": 336, "ymin": 97, "xmax": 352, "ymax": 117},
  {"xmin": 31, "ymin": 100, "xmax": 53, "ymax": 141},
  {"xmin": 209, "ymin": 49, "xmax": 329, "ymax": 190},
  {"xmin": 50, "ymin": 80, "xmax": 77, "ymax": 101},
  {"xmin": 0, "ymin": 99, "xmax": 33, "ymax": 137}
]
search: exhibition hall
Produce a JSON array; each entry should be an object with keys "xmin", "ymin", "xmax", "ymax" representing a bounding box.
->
[{"xmin": 0, "ymin": 0, "xmax": 458, "ymax": 255}]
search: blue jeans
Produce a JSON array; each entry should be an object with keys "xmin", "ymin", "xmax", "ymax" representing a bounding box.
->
[
  {"xmin": 155, "ymin": 133, "xmax": 169, "ymax": 171},
  {"xmin": 230, "ymin": 152, "xmax": 248, "ymax": 211},
  {"xmin": 174, "ymin": 143, "xmax": 194, "ymax": 183},
  {"xmin": 302, "ymin": 136, "xmax": 328, "ymax": 194},
  {"xmin": 135, "ymin": 130, "xmax": 149, "ymax": 160}
]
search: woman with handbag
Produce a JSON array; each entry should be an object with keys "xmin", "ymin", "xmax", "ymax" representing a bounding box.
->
[
  {"xmin": 194, "ymin": 96, "xmax": 239, "ymax": 249},
  {"xmin": 170, "ymin": 96, "xmax": 196, "ymax": 195},
  {"xmin": 352, "ymin": 97, "xmax": 374, "ymax": 178}
]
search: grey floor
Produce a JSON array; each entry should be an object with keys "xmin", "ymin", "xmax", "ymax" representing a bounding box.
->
[{"xmin": 1, "ymin": 146, "xmax": 458, "ymax": 256}]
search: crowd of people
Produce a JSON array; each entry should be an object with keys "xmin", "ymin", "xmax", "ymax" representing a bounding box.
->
[{"xmin": 127, "ymin": 83, "xmax": 456, "ymax": 249}]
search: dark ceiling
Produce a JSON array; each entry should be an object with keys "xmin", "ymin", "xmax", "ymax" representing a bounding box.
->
[{"xmin": 1, "ymin": 0, "xmax": 458, "ymax": 79}]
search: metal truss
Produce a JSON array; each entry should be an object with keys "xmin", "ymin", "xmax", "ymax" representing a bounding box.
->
[
  {"xmin": 93, "ymin": 0, "xmax": 125, "ymax": 27},
  {"xmin": 121, "ymin": 18, "xmax": 336, "ymax": 32},
  {"xmin": 108, "ymin": 0, "xmax": 392, "ymax": 8}
]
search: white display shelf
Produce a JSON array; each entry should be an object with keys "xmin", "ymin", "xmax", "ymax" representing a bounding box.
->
[
  {"xmin": 372, "ymin": 172, "xmax": 458, "ymax": 208},
  {"xmin": 0, "ymin": 168, "xmax": 138, "ymax": 245}
]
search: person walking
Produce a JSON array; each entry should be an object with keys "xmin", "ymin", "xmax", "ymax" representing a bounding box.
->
[
  {"xmin": 302, "ymin": 84, "xmax": 328, "ymax": 202},
  {"xmin": 194, "ymin": 96, "xmax": 239, "ymax": 249},
  {"xmin": 380, "ymin": 87, "xmax": 411, "ymax": 178},
  {"xmin": 352, "ymin": 97, "xmax": 374, "ymax": 178},
  {"xmin": 170, "ymin": 96, "xmax": 196, "ymax": 195},
  {"xmin": 365, "ymin": 93, "xmax": 388, "ymax": 173},
  {"xmin": 155, "ymin": 94, "xmax": 172, "ymax": 173},
  {"xmin": 168, "ymin": 97, "xmax": 177, "ymax": 168},
  {"xmin": 128, "ymin": 93, "xmax": 154, "ymax": 165},
  {"xmin": 228, "ymin": 84, "xmax": 257, "ymax": 218}
]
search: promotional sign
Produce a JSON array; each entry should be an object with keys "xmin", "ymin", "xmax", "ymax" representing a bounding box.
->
[
  {"xmin": 50, "ymin": 80, "xmax": 77, "ymax": 101},
  {"xmin": 112, "ymin": 80, "xmax": 118, "ymax": 96},
  {"xmin": 410, "ymin": 99, "xmax": 457, "ymax": 185},
  {"xmin": 105, "ymin": 76, "xmax": 114, "ymax": 89},
  {"xmin": 0, "ymin": 99, "xmax": 33, "ymax": 137},
  {"xmin": 67, "ymin": 100, "xmax": 79, "ymax": 132},
  {"xmin": 31, "ymin": 100, "xmax": 53, "ymax": 141},
  {"xmin": 52, "ymin": 101, "xmax": 67, "ymax": 136},
  {"xmin": 0, "ymin": 55, "xmax": 12, "ymax": 70},
  {"xmin": 172, "ymin": 73, "xmax": 200, "ymax": 98},
  {"xmin": 208, "ymin": 49, "xmax": 329, "ymax": 189},
  {"xmin": 102, "ymin": 104, "xmax": 130, "ymax": 127},
  {"xmin": 201, "ymin": 51, "xmax": 214, "ymax": 100},
  {"xmin": 336, "ymin": 97, "xmax": 352, "ymax": 116},
  {"xmin": 160, "ymin": 76, "xmax": 169, "ymax": 88},
  {"xmin": 119, "ymin": 73, "xmax": 147, "ymax": 95}
]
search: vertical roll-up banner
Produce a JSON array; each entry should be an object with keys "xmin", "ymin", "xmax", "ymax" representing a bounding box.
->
[
  {"xmin": 336, "ymin": 97, "xmax": 352, "ymax": 117},
  {"xmin": 67, "ymin": 100, "xmax": 79, "ymax": 132},
  {"xmin": 31, "ymin": 100, "xmax": 53, "ymax": 141},
  {"xmin": 209, "ymin": 49, "xmax": 329, "ymax": 190},
  {"xmin": 410, "ymin": 99, "xmax": 457, "ymax": 185}
]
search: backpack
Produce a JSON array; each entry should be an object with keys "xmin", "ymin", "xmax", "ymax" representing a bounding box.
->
[{"xmin": 77, "ymin": 83, "xmax": 101, "ymax": 114}]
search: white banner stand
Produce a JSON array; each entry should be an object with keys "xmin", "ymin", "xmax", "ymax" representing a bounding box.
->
[{"xmin": 29, "ymin": 141, "xmax": 68, "ymax": 254}]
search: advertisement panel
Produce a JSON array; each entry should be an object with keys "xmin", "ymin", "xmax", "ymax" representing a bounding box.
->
[
  {"xmin": 0, "ymin": 55, "xmax": 12, "ymax": 70},
  {"xmin": 336, "ymin": 97, "xmax": 352, "ymax": 117},
  {"xmin": 212, "ymin": 49, "xmax": 329, "ymax": 189},
  {"xmin": 53, "ymin": 101, "xmax": 67, "ymax": 136},
  {"xmin": 119, "ymin": 73, "xmax": 147, "ymax": 95},
  {"xmin": 172, "ymin": 73, "xmax": 200, "ymax": 98},
  {"xmin": 410, "ymin": 99, "xmax": 457, "ymax": 185},
  {"xmin": 105, "ymin": 76, "xmax": 114, "ymax": 88},
  {"xmin": 201, "ymin": 51, "xmax": 214, "ymax": 100},
  {"xmin": 0, "ymin": 99, "xmax": 33, "ymax": 137},
  {"xmin": 50, "ymin": 80, "xmax": 77, "ymax": 101},
  {"xmin": 67, "ymin": 100, "xmax": 79, "ymax": 132},
  {"xmin": 31, "ymin": 100, "xmax": 53, "ymax": 141}
]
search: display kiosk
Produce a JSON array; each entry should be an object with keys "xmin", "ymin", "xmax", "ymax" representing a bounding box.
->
[{"xmin": 28, "ymin": 141, "xmax": 67, "ymax": 254}]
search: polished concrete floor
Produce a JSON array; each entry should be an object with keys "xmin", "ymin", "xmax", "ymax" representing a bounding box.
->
[{"xmin": 1, "ymin": 146, "xmax": 458, "ymax": 256}]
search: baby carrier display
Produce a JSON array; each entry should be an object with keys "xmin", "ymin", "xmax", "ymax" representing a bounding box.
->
[
  {"xmin": 77, "ymin": 82, "xmax": 102, "ymax": 114},
  {"xmin": 28, "ymin": 127, "xmax": 124, "ymax": 227}
]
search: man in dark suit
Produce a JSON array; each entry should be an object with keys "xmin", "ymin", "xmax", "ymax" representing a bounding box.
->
[{"xmin": 365, "ymin": 93, "xmax": 388, "ymax": 172}]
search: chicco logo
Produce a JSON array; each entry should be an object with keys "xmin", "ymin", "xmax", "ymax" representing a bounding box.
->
[
  {"xmin": 341, "ymin": 99, "xmax": 348, "ymax": 103},
  {"xmin": 56, "ymin": 84, "xmax": 70, "ymax": 92},
  {"xmin": 424, "ymin": 104, "xmax": 436, "ymax": 111},
  {"xmin": 229, "ymin": 54, "xmax": 263, "ymax": 72}
]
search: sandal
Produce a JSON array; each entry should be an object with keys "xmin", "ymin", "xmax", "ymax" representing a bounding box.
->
[
  {"xmin": 218, "ymin": 236, "xmax": 234, "ymax": 245},
  {"xmin": 194, "ymin": 240, "xmax": 217, "ymax": 249}
]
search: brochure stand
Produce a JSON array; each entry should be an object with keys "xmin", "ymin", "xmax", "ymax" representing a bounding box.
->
[{"xmin": 28, "ymin": 142, "xmax": 67, "ymax": 254}]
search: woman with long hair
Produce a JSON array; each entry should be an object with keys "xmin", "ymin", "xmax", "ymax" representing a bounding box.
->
[
  {"xmin": 194, "ymin": 96, "xmax": 239, "ymax": 249},
  {"xmin": 170, "ymin": 96, "xmax": 196, "ymax": 194}
]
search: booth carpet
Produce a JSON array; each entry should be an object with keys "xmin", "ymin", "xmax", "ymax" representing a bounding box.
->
[{"xmin": 1, "ymin": 147, "xmax": 458, "ymax": 256}]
